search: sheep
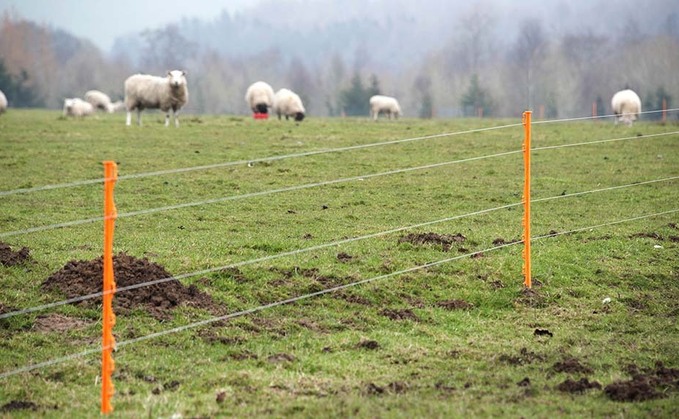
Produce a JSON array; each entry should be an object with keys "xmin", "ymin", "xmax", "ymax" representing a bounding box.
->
[
  {"xmin": 370, "ymin": 95, "xmax": 402, "ymax": 121},
  {"xmin": 273, "ymin": 88, "xmax": 305, "ymax": 122},
  {"xmin": 63, "ymin": 98, "xmax": 94, "ymax": 117},
  {"xmin": 0, "ymin": 89, "xmax": 7, "ymax": 114},
  {"xmin": 245, "ymin": 81, "xmax": 275, "ymax": 115},
  {"xmin": 124, "ymin": 70, "xmax": 189, "ymax": 127},
  {"xmin": 84, "ymin": 90, "xmax": 114, "ymax": 113},
  {"xmin": 111, "ymin": 100, "xmax": 126, "ymax": 112},
  {"xmin": 611, "ymin": 89, "xmax": 641, "ymax": 126}
]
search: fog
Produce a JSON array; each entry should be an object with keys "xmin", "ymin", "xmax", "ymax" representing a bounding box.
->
[{"xmin": 1, "ymin": 0, "xmax": 677, "ymax": 117}]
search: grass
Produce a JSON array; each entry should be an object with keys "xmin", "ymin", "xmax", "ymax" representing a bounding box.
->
[{"xmin": 0, "ymin": 109, "xmax": 678, "ymax": 417}]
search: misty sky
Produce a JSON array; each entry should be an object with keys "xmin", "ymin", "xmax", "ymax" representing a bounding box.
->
[{"xmin": 1, "ymin": 0, "xmax": 262, "ymax": 51}]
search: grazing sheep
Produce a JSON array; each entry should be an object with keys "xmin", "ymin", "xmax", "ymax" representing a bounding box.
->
[
  {"xmin": 370, "ymin": 95, "xmax": 402, "ymax": 121},
  {"xmin": 84, "ymin": 90, "xmax": 114, "ymax": 113},
  {"xmin": 124, "ymin": 70, "xmax": 189, "ymax": 127},
  {"xmin": 273, "ymin": 88, "xmax": 305, "ymax": 122},
  {"xmin": 63, "ymin": 98, "xmax": 95, "ymax": 117},
  {"xmin": 0, "ymin": 89, "xmax": 7, "ymax": 114},
  {"xmin": 611, "ymin": 89, "xmax": 641, "ymax": 126},
  {"xmin": 245, "ymin": 81, "xmax": 275, "ymax": 115},
  {"xmin": 111, "ymin": 100, "xmax": 126, "ymax": 112}
]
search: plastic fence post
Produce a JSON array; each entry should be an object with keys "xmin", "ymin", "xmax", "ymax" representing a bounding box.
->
[
  {"xmin": 522, "ymin": 111, "xmax": 532, "ymax": 289},
  {"xmin": 101, "ymin": 161, "xmax": 118, "ymax": 414}
]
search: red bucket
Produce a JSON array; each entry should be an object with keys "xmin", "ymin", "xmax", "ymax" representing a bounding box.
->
[{"xmin": 253, "ymin": 113, "xmax": 268, "ymax": 120}]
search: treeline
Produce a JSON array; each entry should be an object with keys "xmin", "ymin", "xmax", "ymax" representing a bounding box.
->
[{"xmin": 1, "ymin": 8, "xmax": 678, "ymax": 118}]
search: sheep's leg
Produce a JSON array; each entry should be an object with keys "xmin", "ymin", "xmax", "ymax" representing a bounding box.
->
[
  {"xmin": 126, "ymin": 111, "xmax": 131, "ymax": 126},
  {"xmin": 137, "ymin": 110, "xmax": 142, "ymax": 126},
  {"xmin": 164, "ymin": 112, "xmax": 170, "ymax": 127},
  {"xmin": 174, "ymin": 111, "xmax": 180, "ymax": 128}
]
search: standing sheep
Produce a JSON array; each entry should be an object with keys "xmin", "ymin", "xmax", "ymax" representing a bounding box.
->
[
  {"xmin": 124, "ymin": 70, "xmax": 189, "ymax": 127},
  {"xmin": 273, "ymin": 88, "xmax": 305, "ymax": 122},
  {"xmin": 0, "ymin": 89, "xmax": 7, "ymax": 114},
  {"xmin": 611, "ymin": 89, "xmax": 641, "ymax": 127},
  {"xmin": 370, "ymin": 95, "xmax": 402, "ymax": 121},
  {"xmin": 63, "ymin": 98, "xmax": 95, "ymax": 117},
  {"xmin": 245, "ymin": 81, "xmax": 275, "ymax": 115},
  {"xmin": 84, "ymin": 90, "xmax": 114, "ymax": 113}
]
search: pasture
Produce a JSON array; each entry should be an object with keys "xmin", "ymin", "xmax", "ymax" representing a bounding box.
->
[{"xmin": 0, "ymin": 110, "xmax": 678, "ymax": 417}]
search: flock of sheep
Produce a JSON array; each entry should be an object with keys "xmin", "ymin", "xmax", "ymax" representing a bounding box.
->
[{"xmin": 0, "ymin": 71, "xmax": 641, "ymax": 126}]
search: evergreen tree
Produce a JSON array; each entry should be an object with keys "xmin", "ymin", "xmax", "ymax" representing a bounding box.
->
[
  {"xmin": 0, "ymin": 59, "xmax": 43, "ymax": 108},
  {"xmin": 339, "ymin": 72, "xmax": 381, "ymax": 116},
  {"xmin": 461, "ymin": 74, "xmax": 493, "ymax": 117}
]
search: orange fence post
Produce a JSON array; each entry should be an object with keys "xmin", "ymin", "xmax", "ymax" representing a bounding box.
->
[
  {"xmin": 101, "ymin": 161, "xmax": 118, "ymax": 414},
  {"xmin": 522, "ymin": 111, "xmax": 532, "ymax": 288}
]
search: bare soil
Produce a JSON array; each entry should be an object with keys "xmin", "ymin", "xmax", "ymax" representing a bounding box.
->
[
  {"xmin": 398, "ymin": 232, "xmax": 466, "ymax": 251},
  {"xmin": 0, "ymin": 242, "xmax": 30, "ymax": 266},
  {"xmin": 41, "ymin": 252, "xmax": 221, "ymax": 320}
]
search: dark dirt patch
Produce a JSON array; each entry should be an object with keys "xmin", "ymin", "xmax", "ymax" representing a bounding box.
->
[
  {"xmin": 357, "ymin": 339, "xmax": 380, "ymax": 350},
  {"xmin": 553, "ymin": 358, "xmax": 593, "ymax": 375},
  {"xmin": 296, "ymin": 318, "xmax": 328, "ymax": 333},
  {"xmin": 669, "ymin": 223, "xmax": 678, "ymax": 230},
  {"xmin": 336, "ymin": 252, "xmax": 354, "ymax": 262},
  {"xmin": 516, "ymin": 288, "xmax": 547, "ymax": 308},
  {"xmin": 379, "ymin": 308, "xmax": 419, "ymax": 321},
  {"xmin": 387, "ymin": 381, "xmax": 409, "ymax": 393},
  {"xmin": 398, "ymin": 232, "xmax": 466, "ymax": 251},
  {"xmin": 0, "ymin": 242, "xmax": 31, "ymax": 267},
  {"xmin": 534, "ymin": 328, "xmax": 553, "ymax": 338},
  {"xmin": 1, "ymin": 400, "xmax": 38, "ymax": 412},
  {"xmin": 499, "ymin": 347, "xmax": 545, "ymax": 366},
  {"xmin": 492, "ymin": 237, "xmax": 520, "ymax": 246},
  {"xmin": 437, "ymin": 299, "xmax": 474, "ymax": 310},
  {"xmin": 557, "ymin": 378, "xmax": 602, "ymax": 393},
  {"xmin": 334, "ymin": 291, "xmax": 372, "ymax": 305},
  {"xmin": 629, "ymin": 232, "xmax": 663, "ymax": 240},
  {"xmin": 152, "ymin": 380, "xmax": 181, "ymax": 395},
  {"xmin": 267, "ymin": 353, "xmax": 296, "ymax": 364},
  {"xmin": 364, "ymin": 382, "xmax": 385, "ymax": 395},
  {"xmin": 517, "ymin": 377, "xmax": 531, "ymax": 387},
  {"xmin": 605, "ymin": 362, "xmax": 679, "ymax": 402},
  {"xmin": 668, "ymin": 235, "xmax": 679, "ymax": 243},
  {"xmin": 224, "ymin": 350, "xmax": 258, "ymax": 361},
  {"xmin": 41, "ymin": 252, "xmax": 221, "ymax": 320},
  {"xmin": 470, "ymin": 252, "xmax": 485, "ymax": 259},
  {"xmin": 33, "ymin": 314, "xmax": 92, "ymax": 333}
]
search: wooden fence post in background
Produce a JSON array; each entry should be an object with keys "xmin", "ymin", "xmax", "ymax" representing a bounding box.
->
[
  {"xmin": 101, "ymin": 161, "xmax": 118, "ymax": 414},
  {"xmin": 522, "ymin": 112, "xmax": 532, "ymax": 289}
]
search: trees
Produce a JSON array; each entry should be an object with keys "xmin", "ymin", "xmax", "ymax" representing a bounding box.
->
[
  {"xmin": 0, "ymin": 58, "xmax": 43, "ymax": 107},
  {"xmin": 339, "ymin": 72, "xmax": 380, "ymax": 116},
  {"xmin": 460, "ymin": 74, "xmax": 493, "ymax": 117}
]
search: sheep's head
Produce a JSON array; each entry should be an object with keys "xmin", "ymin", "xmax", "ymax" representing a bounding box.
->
[
  {"xmin": 167, "ymin": 70, "xmax": 187, "ymax": 88},
  {"xmin": 294, "ymin": 112, "xmax": 305, "ymax": 122}
]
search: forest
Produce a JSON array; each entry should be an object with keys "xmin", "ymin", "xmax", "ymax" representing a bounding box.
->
[{"xmin": 1, "ymin": 0, "xmax": 677, "ymax": 118}]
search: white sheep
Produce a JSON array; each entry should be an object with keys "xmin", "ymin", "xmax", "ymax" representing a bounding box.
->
[
  {"xmin": 84, "ymin": 90, "xmax": 114, "ymax": 113},
  {"xmin": 273, "ymin": 88, "xmax": 305, "ymax": 122},
  {"xmin": 245, "ymin": 81, "xmax": 275, "ymax": 115},
  {"xmin": 111, "ymin": 100, "xmax": 126, "ymax": 112},
  {"xmin": 124, "ymin": 70, "xmax": 189, "ymax": 127},
  {"xmin": 0, "ymin": 89, "xmax": 7, "ymax": 114},
  {"xmin": 370, "ymin": 95, "xmax": 402, "ymax": 121},
  {"xmin": 63, "ymin": 98, "xmax": 94, "ymax": 117},
  {"xmin": 611, "ymin": 89, "xmax": 641, "ymax": 126}
]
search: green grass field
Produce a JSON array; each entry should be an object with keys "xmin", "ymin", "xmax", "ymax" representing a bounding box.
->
[{"xmin": 1, "ymin": 109, "xmax": 678, "ymax": 417}]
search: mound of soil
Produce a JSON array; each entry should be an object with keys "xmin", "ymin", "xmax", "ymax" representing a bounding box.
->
[
  {"xmin": 398, "ymin": 232, "xmax": 466, "ymax": 251},
  {"xmin": 42, "ymin": 252, "xmax": 220, "ymax": 320},
  {"xmin": 605, "ymin": 362, "xmax": 679, "ymax": 402},
  {"xmin": 557, "ymin": 378, "xmax": 602, "ymax": 393},
  {"xmin": 0, "ymin": 242, "xmax": 30, "ymax": 266},
  {"xmin": 437, "ymin": 299, "xmax": 474, "ymax": 310},
  {"xmin": 553, "ymin": 358, "xmax": 593, "ymax": 375}
]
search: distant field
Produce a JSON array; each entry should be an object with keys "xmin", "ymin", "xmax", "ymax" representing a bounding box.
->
[{"xmin": 1, "ymin": 109, "xmax": 678, "ymax": 417}]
